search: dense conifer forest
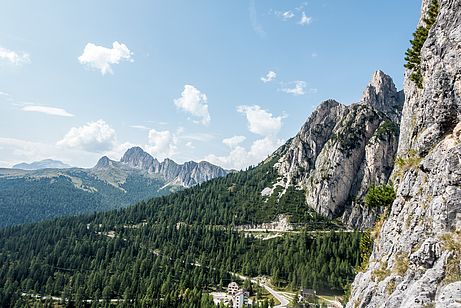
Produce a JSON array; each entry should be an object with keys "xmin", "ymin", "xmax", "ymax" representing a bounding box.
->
[
  {"xmin": 0, "ymin": 158, "xmax": 362, "ymax": 307},
  {"xmin": 0, "ymin": 172, "xmax": 171, "ymax": 227}
]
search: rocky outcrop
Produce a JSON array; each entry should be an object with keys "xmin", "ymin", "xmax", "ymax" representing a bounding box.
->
[
  {"xmin": 94, "ymin": 156, "xmax": 115, "ymax": 169},
  {"xmin": 95, "ymin": 146, "xmax": 228, "ymax": 188},
  {"xmin": 348, "ymin": 0, "xmax": 461, "ymax": 307},
  {"xmin": 274, "ymin": 71, "xmax": 404, "ymax": 229},
  {"xmin": 120, "ymin": 146, "xmax": 160, "ymax": 172}
]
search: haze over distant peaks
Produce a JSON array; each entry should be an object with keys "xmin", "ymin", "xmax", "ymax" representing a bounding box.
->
[{"xmin": 13, "ymin": 159, "xmax": 72, "ymax": 170}]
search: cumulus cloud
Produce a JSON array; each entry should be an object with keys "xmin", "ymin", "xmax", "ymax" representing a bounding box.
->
[
  {"xmin": 205, "ymin": 137, "xmax": 284, "ymax": 170},
  {"xmin": 299, "ymin": 12, "xmax": 312, "ymax": 25},
  {"xmin": 0, "ymin": 137, "xmax": 49, "ymax": 163},
  {"xmin": 57, "ymin": 119, "xmax": 117, "ymax": 152},
  {"xmin": 261, "ymin": 70, "xmax": 277, "ymax": 83},
  {"xmin": 237, "ymin": 105, "xmax": 283, "ymax": 136},
  {"xmin": 105, "ymin": 142, "xmax": 136, "ymax": 160},
  {"xmin": 0, "ymin": 137, "xmax": 98, "ymax": 169},
  {"xmin": 223, "ymin": 136, "xmax": 246, "ymax": 148},
  {"xmin": 78, "ymin": 41, "xmax": 133, "ymax": 75},
  {"xmin": 0, "ymin": 47, "xmax": 30, "ymax": 65},
  {"xmin": 174, "ymin": 85, "xmax": 210, "ymax": 125},
  {"xmin": 22, "ymin": 105, "xmax": 74, "ymax": 117},
  {"xmin": 281, "ymin": 80, "xmax": 307, "ymax": 96},
  {"xmin": 145, "ymin": 128, "xmax": 177, "ymax": 159},
  {"xmin": 207, "ymin": 106, "xmax": 285, "ymax": 169}
]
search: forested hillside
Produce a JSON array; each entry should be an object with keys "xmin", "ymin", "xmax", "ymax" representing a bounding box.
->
[
  {"xmin": 0, "ymin": 146, "xmax": 228, "ymax": 227},
  {"xmin": 0, "ymin": 170, "xmax": 171, "ymax": 227},
  {"xmin": 0, "ymin": 156, "xmax": 361, "ymax": 307}
]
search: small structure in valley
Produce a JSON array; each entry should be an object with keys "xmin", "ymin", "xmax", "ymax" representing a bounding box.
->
[
  {"xmin": 211, "ymin": 282, "xmax": 250, "ymax": 307},
  {"xmin": 226, "ymin": 282, "xmax": 250, "ymax": 308},
  {"xmin": 227, "ymin": 281, "xmax": 241, "ymax": 295},
  {"xmin": 298, "ymin": 288, "xmax": 317, "ymax": 303}
]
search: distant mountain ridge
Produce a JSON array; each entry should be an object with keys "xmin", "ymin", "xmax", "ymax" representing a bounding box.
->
[
  {"xmin": 0, "ymin": 147, "xmax": 228, "ymax": 227},
  {"xmin": 13, "ymin": 159, "xmax": 72, "ymax": 170},
  {"xmin": 103, "ymin": 146, "xmax": 228, "ymax": 187}
]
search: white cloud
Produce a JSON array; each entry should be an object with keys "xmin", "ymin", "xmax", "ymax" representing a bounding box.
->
[
  {"xmin": 249, "ymin": 0, "xmax": 266, "ymax": 37},
  {"xmin": 174, "ymin": 85, "xmax": 210, "ymax": 125},
  {"xmin": 145, "ymin": 129, "xmax": 177, "ymax": 159},
  {"xmin": 0, "ymin": 47, "xmax": 30, "ymax": 65},
  {"xmin": 205, "ymin": 137, "xmax": 284, "ymax": 170},
  {"xmin": 105, "ymin": 141, "xmax": 136, "ymax": 160},
  {"xmin": 261, "ymin": 70, "xmax": 277, "ymax": 83},
  {"xmin": 299, "ymin": 12, "xmax": 312, "ymax": 25},
  {"xmin": 249, "ymin": 137, "xmax": 283, "ymax": 162},
  {"xmin": 0, "ymin": 137, "xmax": 48, "ymax": 162},
  {"xmin": 223, "ymin": 136, "xmax": 246, "ymax": 148},
  {"xmin": 57, "ymin": 120, "xmax": 117, "ymax": 152},
  {"xmin": 129, "ymin": 125, "xmax": 150, "ymax": 130},
  {"xmin": 281, "ymin": 80, "xmax": 307, "ymax": 96},
  {"xmin": 0, "ymin": 137, "xmax": 88, "ymax": 168},
  {"xmin": 276, "ymin": 10, "xmax": 295, "ymax": 20},
  {"xmin": 78, "ymin": 41, "xmax": 133, "ymax": 75},
  {"xmin": 237, "ymin": 105, "xmax": 283, "ymax": 136},
  {"xmin": 212, "ymin": 106, "xmax": 285, "ymax": 169},
  {"xmin": 22, "ymin": 105, "xmax": 74, "ymax": 117},
  {"xmin": 181, "ymin": 132, "xmax": 215, "ymax": 142}
]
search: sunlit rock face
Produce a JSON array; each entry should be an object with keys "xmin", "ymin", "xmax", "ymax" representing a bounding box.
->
[{"xmin": 348, "ymin": 0, "xmax": 461, "ymax": 306}]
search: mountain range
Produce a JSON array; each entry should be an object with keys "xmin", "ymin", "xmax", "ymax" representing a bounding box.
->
[
  {"xmin": 0, "ymin": 0, "xmax": 460, "ymax": 306},
  {"xmin": 0, "ymin": 147, "xmax": 228, "ymax": 227},
  {"xmin": 13, "ymin": 159, "xmax": 72, "ymax": 170},
  {"xmin": 0, "ymin": 70, "xmax": 403, "ymax": 306}
]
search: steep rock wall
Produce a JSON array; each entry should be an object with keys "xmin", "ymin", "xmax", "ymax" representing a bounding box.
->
[{"xmin": 348, "ymin": 0, "xmax": 461, "ymax": 306}]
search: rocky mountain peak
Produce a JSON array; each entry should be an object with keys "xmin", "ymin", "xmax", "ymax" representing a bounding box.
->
[
  {"xmin": 274, "ymin": 71, "xmax": 402, "ymax": 228},
  {"xmin": 94, "ymin": 156, "xmax": 113, "ymax": 169},
  {"xmin": 361, "ymin": 70, "xmax": 405, "ymax": 122},
  {"xmin": 120, "ymin": 147, "xmax": 158, "ymax": 171},
  {"xmin": 348, "ymin": 0, "xmax": 461, "ymax": 306},
  {"xmin": 95, "ymin": 146, "xmax": 229, "ymax": 188}
]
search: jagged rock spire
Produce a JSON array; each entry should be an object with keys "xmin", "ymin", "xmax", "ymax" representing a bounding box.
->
[{"xmin": 361, "ymin": 70, "xmax": 405, "ymax": 123}]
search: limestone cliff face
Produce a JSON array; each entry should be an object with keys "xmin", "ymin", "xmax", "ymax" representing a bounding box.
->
[
  {"xmin": 348, "ymin": 0, "xmax": 461, "ymax": 307},
  {"xmin": 102, "ymin": 146, "xmax": 228, "ymax": 188},
  {"xmin": 275, "ymin": 71, "xmax": 404, "ymax": 229}
]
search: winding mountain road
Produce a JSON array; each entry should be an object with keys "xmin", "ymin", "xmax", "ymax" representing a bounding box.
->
[{"xmin": 232, "ymin": 273, "xmax": 290, "ymax": 307}]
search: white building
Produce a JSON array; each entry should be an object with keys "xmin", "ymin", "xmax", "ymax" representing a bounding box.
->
[
  {"xmin": 227, "ymin": 282, "xmax": 240, "ymax": 295},
  {"xmin": 226, "ymin": 282, "xmax": 249, "ymax": 308},
  {"xmin": 232, "ymin": 291, "xmax": 249, "ymax": 308}
]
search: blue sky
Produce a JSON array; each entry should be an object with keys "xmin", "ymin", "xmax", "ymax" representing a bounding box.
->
[{"xmin": 0, "ymin": 0, "xmax": 421, "ymax": 169}]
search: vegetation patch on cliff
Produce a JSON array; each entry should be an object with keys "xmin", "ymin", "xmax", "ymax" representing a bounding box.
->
[
  {"xmin": 364, "ymin": 184, "xmax": 396, "ymax": 208},
  {"xmin": 404, "ymin": 0, "xmax": 439, "ymax": 88},
  {"xmin": 375, "ymin": 120, "xmax": 399, "ymax": 140},
  {"xmin": 394, "ymin": 150, "xmax": 422, "ymax": 178},
  {"xmin": 440, "ymin": 232, "xmax": 461, "ymax": 285}
]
